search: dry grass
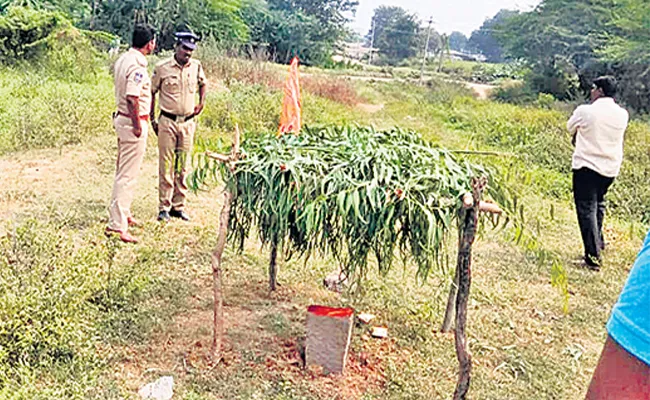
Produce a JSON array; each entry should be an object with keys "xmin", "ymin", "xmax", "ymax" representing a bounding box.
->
[
  {"xmin": 201, "ymin": 56, "xmax": 284, "ymax": 90},
  {"xmin": 199, "ymin": 56, "xmax": 364, "ymax": 107},
  {"xmin": 302, "ymin": 76, "xmax": 363, "ymax": 106}
]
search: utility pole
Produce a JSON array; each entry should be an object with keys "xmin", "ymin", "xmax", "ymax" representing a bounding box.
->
[
  {"xmin": 438, "ymin": 34, "xmax": 448, "ymax": 73},
  {"xmin": 420, "ymin": 17, "xmax": 433, "ymax": 84},
  {"xmin": 368, "ymin": 18, "xmax": 376, "ymax": 65}
]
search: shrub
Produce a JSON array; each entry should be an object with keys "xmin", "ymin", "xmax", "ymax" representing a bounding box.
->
[
  {"xmin": 491, "ymin": 79, "xmax": 537, "ymax": 104},
  {"xmin": 197, "ymin": 80, "xmax": 366, "ymax": 140},
  {"xmin": 0, "ymin": 218, "xmax": 176, "ymax": 397},
  {"xmin": 535, "ymin": 93, "xmax": 557, "ymax": 109},
  {"xmin": 0, "ymin": 7, "xmax": 111, "ymax": 80},
  {"xmin": 200, "ymin": 81, "xmax": 282, "ymax": 136},
  {"xmin": 425, "ymin": 79, "xmax": 476, "ymax": 103},
  {"xmin": 0, "ymin": 6, "xmax": 65, "ymax": 61},
  {"xmin": 609, "ymin": 121, "xmax": 650, "ymax": 222}
]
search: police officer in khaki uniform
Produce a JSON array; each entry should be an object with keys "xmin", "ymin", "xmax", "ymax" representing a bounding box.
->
[
  {"xmin": 150, "ymin": 32, "xmax": 207, "ymax": 222},
  {"xmin": 106, "ymin": 25, "xmax": 156, "ymax": 244}
]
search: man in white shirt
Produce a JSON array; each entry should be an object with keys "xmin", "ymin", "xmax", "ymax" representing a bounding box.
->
[{"xmin": 567, "ymin": 76, "xmax": 629, "ymax": 270}]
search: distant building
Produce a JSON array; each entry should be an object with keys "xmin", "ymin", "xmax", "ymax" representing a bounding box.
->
[
  {"xmin": 448, "ymin": 50, "xmax": 486, "ymax": 63},
  {"xmin": 343, "ymin": 42, "xmax": 375, "ymax": 61}
]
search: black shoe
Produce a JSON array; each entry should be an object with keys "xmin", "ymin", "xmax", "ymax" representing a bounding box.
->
[
  {"xmin": 571, "ymin": 257, "xmax": 601, "ymax": 272},
  {"xmin": 169, "ymin": 209, "xmax": 190, "ymax": 221},
  {"xmin": 157, "ymin": 210, "xmax": 171, "ymax": 222}
]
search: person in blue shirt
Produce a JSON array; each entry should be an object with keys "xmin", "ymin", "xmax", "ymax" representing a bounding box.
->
[{"xmin": 587, "ymin": 231, "xmax": 650, "ymax": 398}]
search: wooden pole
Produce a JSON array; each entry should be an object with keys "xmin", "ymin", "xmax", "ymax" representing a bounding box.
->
[
  {"xmin": 269, "ymin": 240, "xmax": 278, "ymax": 291},
  {"xmin": 441, "ymin": 266, "xmax": 459, "ymax": 333},
  {"xmin": 453, "ymin": 177, "xmax": 488, "ymax": 400},
  {"xmin": 209, "ymin": 125, "xmax": 241, "ymax": 361},
  {"xmin": 210, "ymin": 190, "xmax": 231, "ymax": 361},
  {"xmin": 442, "ymin": 199, "xmax": 502, "ymax": 333},
  {"xmin": 420, "ymin": 17, "xmax": 433, "ymax": 84}
]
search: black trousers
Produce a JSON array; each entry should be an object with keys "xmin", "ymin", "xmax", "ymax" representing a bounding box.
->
[{"xmin": 573, "ymin": 168, "xmax": 614, "ymax": 266}]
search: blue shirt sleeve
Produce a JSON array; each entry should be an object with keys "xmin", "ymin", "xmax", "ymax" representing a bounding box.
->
[{"xmin": 607, "ymin": 230, "xmax": 650, "ymax": 366}]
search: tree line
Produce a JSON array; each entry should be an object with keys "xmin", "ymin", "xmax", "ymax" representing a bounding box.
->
[
  {"xmin": 368, "ymin": 0, "xmax": 650, "ymax": 111},
  {"xmin": 497, "ymin": 0, "xmax": 650, "ymax": 111},
  {"xmin": 3, "ymin": 0, "xmax": 649, "ymax": 110},
  {"xmin": 0, "ymin": 0, "xmax": 357, "ymax": 65},
  {"xmin": 365, "ymin": 6, "xmax": 511, "ymax": 66}
]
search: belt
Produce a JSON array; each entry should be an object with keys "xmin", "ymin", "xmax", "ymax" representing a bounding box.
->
[
  {"xmin": 160, "ymin": 110, "xmax": 195, "ymax": 123},
  {"xmin": 116, "ymin": 111, "xmax": 150, "ymax": 121}
]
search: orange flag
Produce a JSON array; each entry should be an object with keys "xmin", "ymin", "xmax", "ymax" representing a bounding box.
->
[{"xmin": 279, "ymin": 57, "xmax": 302, "ymax": 136}]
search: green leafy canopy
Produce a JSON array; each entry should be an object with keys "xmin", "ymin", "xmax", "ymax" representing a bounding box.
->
[{"xmin": 192, "ymin": 126, "xmax": 516, "ymax": 281}]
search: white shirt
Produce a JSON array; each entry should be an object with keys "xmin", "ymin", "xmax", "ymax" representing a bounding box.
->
[{"xmin": 567, "ymin": 97, "xmax": 629, "ymax": 178}]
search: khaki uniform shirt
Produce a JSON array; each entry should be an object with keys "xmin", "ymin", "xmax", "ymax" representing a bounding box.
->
[
  {"xmin": 114, "ymin": 48, "xmax": 151, "ymax": 117},
  {"xmin": 151, "ymin": 57, "xmax": 207, "ymax": 117}
]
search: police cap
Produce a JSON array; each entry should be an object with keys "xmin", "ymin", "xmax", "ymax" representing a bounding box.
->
[{"xmin": 175, "ymin": 32, "xmax": 200, "ymax": 50}]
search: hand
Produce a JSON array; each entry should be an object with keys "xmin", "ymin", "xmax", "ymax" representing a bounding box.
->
[
  {"xmin": 193, "ymin": 103, "xmax": 205, "ymax": 116},
  {"xmin": 151, "ymin": 120, "xmax": 159, "ymax": 136},
  {"xmin": 133, "ymin": 124, "xmax": 142, "ymax": 138}
]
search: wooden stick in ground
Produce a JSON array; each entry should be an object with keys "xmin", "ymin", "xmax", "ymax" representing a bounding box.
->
[
  {"xmin": 210, "ymin": 189, "xmax": 232, "ymax": 361},
  {"xmin": 453, "ymin": 178, "xmax": 486, "ymax": 400},
  {"xmin": 442, "ymin": 199, "xmax": 502, "ymax": 333},
  {"xmin": 269, "ymin": 240, "xmax": 278, "ymax": 291},
  {"xmin": 209, "ymin": 124, "xmax": 241, "ymax": 361},
  {"xmin": 441, "ymin": 266, "xmax": 459, "ymax": 333}
]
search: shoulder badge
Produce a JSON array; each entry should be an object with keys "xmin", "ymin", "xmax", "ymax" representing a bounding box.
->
[{"xmin": 134, "ymin": 72, "xmax": 143, "ymax": 84}]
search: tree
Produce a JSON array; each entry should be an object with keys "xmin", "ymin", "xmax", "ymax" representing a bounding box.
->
[
  {"xmin": 1, "ymin": 0, "xmax": 250, "ymax": 50},
  {"xmin": 88, "ymin": 0, "xmax": 248, "ymax": 50},
  {"xmin": 468, "ymin": 9, "xmax": 517, "ymax": 63},
  {"xmin": 270, "ymin": 0, "xmax": 357, "ymax": 64},
  {"xmin": 0, "ymin": 0, "xmax": 90, "ymax": 19},
  {"xmin": 448, "ymin": 31, "xmax": 468, "ymax": 53},
  {"xmin": 496, "ymin": 0, "xmax": 616, "ymax": 99},
  {"xmin": 599, "ymin": 0, "xmax": 650, "ymax": 63},
  {"xmin": 367, "ymin": 6, "xmax": 420, "ymax": 64},
  {"xmin": 2, "ymin": 0, "xmax": 357, "ymax": 66},
  {"xmin": 241, "ymin": 0, "xmax": 357, "ymax": 64},
  {"xmin": 594, "ymin": 0, "xmax": 650, "ymax": 111}
]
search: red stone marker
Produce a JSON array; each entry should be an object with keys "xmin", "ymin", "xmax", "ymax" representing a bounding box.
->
[{"xmin": 306, "ymin": 306, "xmax": 354, "ymax": 374}]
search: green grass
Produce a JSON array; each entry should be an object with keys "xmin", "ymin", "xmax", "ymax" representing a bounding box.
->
[
  {"xmin": 0, "ymin": 56, "xmax": 649, "ymax": 399},
  {"xmin": 0, "ymin": 68, "xmax": 114, "ymax": 154},
  {"xmin": 0, "ymin": 211, "xmax": 193, "ymax": 398},
  {"xmin": 304, "ymin": 59, "xmax": 526, "ymax": 85}
]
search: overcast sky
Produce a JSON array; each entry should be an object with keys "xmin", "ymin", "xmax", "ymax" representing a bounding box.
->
[{"xmin": 348, "ymin": 0, "xmax": 542, "ymax": 36}]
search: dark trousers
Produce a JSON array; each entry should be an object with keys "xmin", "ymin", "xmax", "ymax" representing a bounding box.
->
[{"xmin": 573, "ymin": 168, "xmax": 614, "ymax": 266}]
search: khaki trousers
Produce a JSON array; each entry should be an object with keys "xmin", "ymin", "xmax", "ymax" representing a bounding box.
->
[
  {"xmin": 108, "ymin": 116, "xmax": 148, "ymax": 232},
  {"xmin": 158, "ymin": 116, "xmax": 196, "ymax": 212}
]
